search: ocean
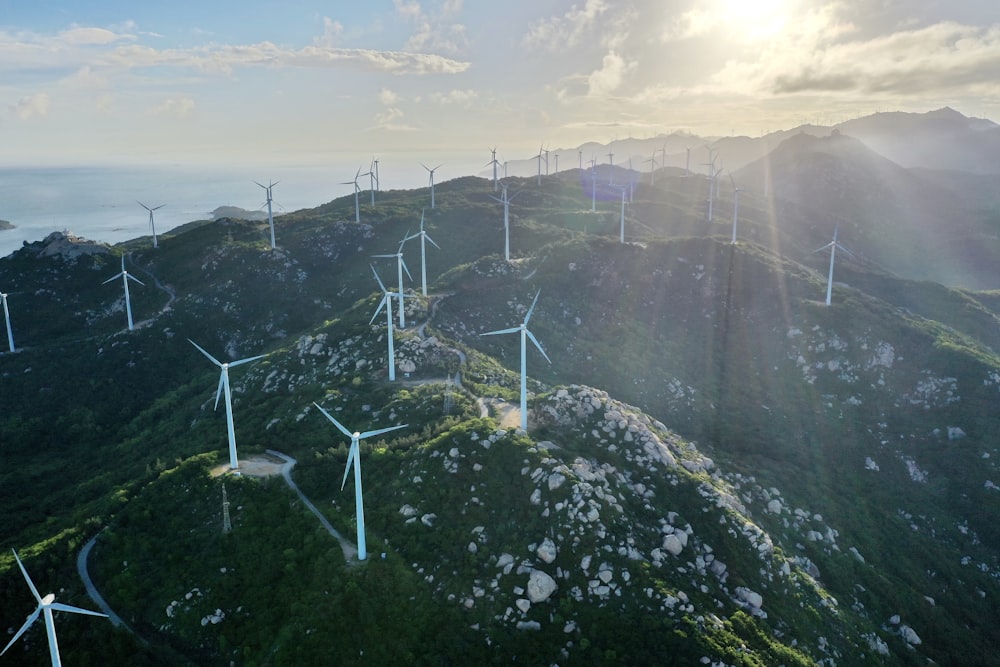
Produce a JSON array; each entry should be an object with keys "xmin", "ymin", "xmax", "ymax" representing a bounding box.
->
[{"xmin": 0, "ymin": 153, "xmax": 493, "ymax": 259}]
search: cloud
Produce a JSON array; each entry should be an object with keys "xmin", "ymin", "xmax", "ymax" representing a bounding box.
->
[
  {"xmin": 395, "ymin": 0, "xmax": 468, "ymax": 54},
  {"xmin": 315, "ymin": 17, "xmax": 344, "ymax": 47},
  {"xmin": 587, "ymin": 51, "xmax": 636, "ymax": 97},
  {"xmin": 379, "ymin": 87, "xmax": 401, "ymax": 105},
  {"xmin": 430, "ymin": 88, "xmax": 477, "ymax": 106},
  {"xmin": 150, "ymin": 96, "xmax": 195, "ymax": 117},
  {"xmin": 523, "ymin": 0, "xmax": 610, "ymax": 51},
  {"xmin": 374, "ymin": 106, "xmax": 417, "ymax": 131},
  {"xmin": 59, "ymin": 26, "xmax": 132, "ymax": 46},
  {"xmin": 10, "ymin": 93, "xmax": 51, "ymax": 119}
]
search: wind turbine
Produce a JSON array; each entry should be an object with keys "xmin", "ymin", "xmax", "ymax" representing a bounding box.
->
[
  {"xmin": 368, "ymin": 157, "xmax": 379, "ymax": 205},
  {"xmin": 486, "ymin": 147, "xmax": 501, "ymax": 191},
  {"xmin": 729, "ymin": 172, "xmax": 745, "ymax": 244},
  {"xmin": 313, "ymin": 403, "xmax": 406, "ymax": 561},
  {"xmin": 253, "ymin": 180, "xmax": 279, "ymax": 249},
  {"xmin": 685, "ymin": 147, "xmax": 691, "ymax": 176},
  {"xmin": 1, "ymin": 291, "xmax": 15, "ymax": 352},
  {"xmin": 341, "ymin": 168, "xmax": 363, "ymax": 223},
  {"xmin": 369, "ymin": 265, "xmax": 397, "ymax": 381},
  {"xmin": 810, "ymin": 226, "xmax": 855, "ymax": 306},
  {"xmin": 607, "ymin": 152, "xmax": 615, "ymax": 184},
  {"xmin": 489, "ymin": 183, "xmax": 521, "ymax": 261},
  {"xmin": 403, "ymin": 208, "xmax": 440, "ymax": 296},
  {"xmin": 578, "ymin": 150, "xmax": 583, "ymax": 171},
  {"xmin": 137, "ymin": 201, "xmax": 164, "ymax": 249},
  {"xmin": 371, "ymin": 158, "xmax": 381, "ymax": 193},
  {"xmin": 645, "ymin": 153, "xmax": 658, "ymax": 186},
  {"xmin": 614, "ymin": 186, "xmax": 627, "ymax": 243},
  {"xmin": 2, "ymin": 549, "xmax": 107, "ymax": 667},
  {"xmin": 589, "ymin": 156, "xmax": 597, "ymax": 212},
  {"xmin": 535, "ymin": 146, "xmax": 544, "ymax": 185},
  {"xmin": 373, "ymin": 235, "xmax": 413, "ymax": 328},
  {"xmin": 421, "ymin": 162, "xmax": 442, "ymax": 209},
  {"xmin": 102, "ymin": 255, "xmax": 144, "ymax": 331},
  {"xmin": 189, "ymin": 340, "xmax": 265, "ymax": 471},
  {"xmin": 479, "ymin": 290, "xmax": 551, "ymax": 431}
]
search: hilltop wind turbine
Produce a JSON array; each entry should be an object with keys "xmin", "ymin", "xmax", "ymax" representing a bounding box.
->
[
  {"xmin": 479, "ymin": 290, "xmax": 551, "ymax": 431},
  {"xmin": 254, "ymin": 180, "xmax": 279, "ymax": 249},
  {"xmin": 486, "ymin": 147, "xmax": 501, "ymax": 191},
  {"xmin": 489, "ymin": 183, "xmax": 522, "ymax": 261},
  {"xmin": 552, "ymin": 151, "xmax": 558, "ymax": 174},
  {"xmin": 373, "ymin": 235, "xmax": 413, "ymax": 328},
  {"xmin": 404, "ymin": 209, "xmax": 440, "ymax": 296},
  {"xmin": 729, "ymin": 172, "xmax": 745, "ymax": 244},
  {"xmin": 614, "ymin": 186, "xmax": 627, "ymax": 243},
  {"xmin": 102, "ymin": 256, "xmax": 144, "ymax": 331},
  {"xmin": 368, "ymin": 157, "xmax": 379, "ymax": 205},
  {"xmin": 421, "ymin": 162, "xmax": 442, "ymax": 209},
  {"xmin": 341, "ymin": 167, "xmax": 363, "ymax": 223},
  {"xmin": 607, "ymin": 152, "xmax": 615, "ymax": 184},
  {"xmin": 535, "ymin": 146, "xmax": 544, "ymax": 185},
  {"xmin": 685, "ymin": 147, "xmax": 691, "ymax": 176},
  {"xmin": 645, "ymin": 152, "xmax": 658, "ymax": 186},
  {"xmin": 370, "ymin": 265, "xmax": 397, "ymax": 381},
  {"xmin": 810, "ymin": 226, "xmax": 855, "ymax": 306},
  {"xmin": 2, "ymin": 291, "xmax": 15, "ymax": 352},
  {"xmin": 313, "ymin": 403, "xmax": 406, "ymax": 561},
  {"xmin": 189, "ymin": 340, "xmax": 265, "ymax": 471},
  {"xmin": 590, "ymin": 156, "xmax": 597, "ymax": 212},
  {"xmin": 2, "ymin": 549, "xmax": 107, "ymax": 667},
  {"xmin": 137, "ymin": 201, "xmax": 164, "ymax": 249}
]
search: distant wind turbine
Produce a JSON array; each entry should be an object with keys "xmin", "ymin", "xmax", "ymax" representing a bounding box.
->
[
  {"xmin": 403, "ymin": 208, "xmax": 440, "ymax": 296},
  {"xmin": 645, "ymin": 152, "xmax": 657, "ymax": 186},
  {"xmin": 809, "ymin": 226, "xmax": 856, "ymax": 306},
  {"xmin": 313, "ymin": 403, "xmax": 406, "ymax": 561},
  {"xmin": 370, "ymin": 265, "xmax": 398, "ymax": 381},
  {"xmin": 341, "ymin": 167, "xmax": 363, "ymax": 224},
  {"xmin": 607, "ymin": 152, "xmax": 615, "ymax": 184},
  {"xmin": 137, "ymin": 201, "xmax": 164, "ymax": 249},
  {"xmin": 102, "ymin": 255, "xmax": 144, "ymax": 331},
  {"xmin": 421, "ymin": 162, "xmax": 442, "ymax": 209},
  {"xmin": 578, "ymin": 150, "xmax": 583, "ymax": 171},
  {"xmin": 489, "ymin": 183, "xmax": 521, "ymax": 261},
  {"xmin": 1, "ymin": 291, "xmax": 15, "ymax": 352},
  {"xmin": 685, "ymin": 147, "xmax": 691, "ymax": 176},
  {"xmin": 373, "ymin": 235, "xmax": 413, "ymax": 328},
  {"xmin": 535, "ymin": 146, "xmax": 544, "ymax": 185},
  {"xmin": 479, "ymin": 290, "xmax": 551, "ymax": 431},
  {"xmin": 553, "ymin": 152, "xmax": 559, "ymax": 174},
  {"xmin": 486, "ymin": 147, "xmax": 501, "ymax": 191},
  {"xmin": 729, "ymin": 172, "xmax": 745, "ymax": 244},
  {"xmin": 2, "ymin": 549, "xmax": 107, "ymax": 667},
  {"xmin": 368, "ymin": 157, "xmax": 379, "ymax": 205},
  {"xmin": 614, "ymin": 186, "xmax": 627, "ymax": 243},
  {"xmin": 589, "ymin": 156, "xmax": 597, "ymax": 212},
  {"xmin": 189, "ymin": 340, "xmax": 265, "ymax": 471},
  {"xmin": 254, "ymin": 180, "xmax": 279, "ymax": 249}
]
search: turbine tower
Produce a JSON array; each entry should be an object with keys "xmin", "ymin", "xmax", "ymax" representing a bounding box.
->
[
  {"xmin": 489, "ymin": 183, "xmax": 521, "ymax": 261},
  {"xmin": 2, "ymin": 549, "xmax": 107, "ymax": 667},
  {"xmin": 810, "ymin": 226, "xmax": 855, "ymax": 306},
  {"xmin": 614, "ymin": 185, "xmax": 627, "ymax": 243},
  {"xmin": 102, "ymin": 255, "xmax": 144, "ymax": 331},
  {"xmin": 341, "ymin": 167, "xmax": 363, "ymax": 223},
  {"xmin": 313, "ymin": 403, "xmax": 406, "ymax": 561},
  {"xmin": 254, "ymin": 180, "xmax": 279, "ymax": 249},
  {"xmin": 370, "ymin": 265, "xmax": 398, "ymax": 381},
  {"xmin": 222, "ymin": 483, "xmax": 232, "ymax": 534},
  {"xmin": 368, "ymin": 157, "xmax": 379, "ymax": 206},
  {"xmin": 137, "ymin": 201, "xmax": 164, "ymax": 249},
  {"xmin": 479, "ymin": 290, "xmax": 551, "ymax": 431},
  {"xmin": 590, "ymin": 157, "xmax": 597, "ymax": 212},
  {"xmin": 535, "ymin": 146, "xmax": 544, "ymax": 185},
  {"xmin": 486, "ymin": 147, "xmax": 501, "ymax": 191},
  {"xmin": 189, "ymin": 340, "xmax": 265, "ymax": 471},
  {"xmin": 372, "ymin": 235, "xmax": 413, "ymax": 328},
  {"xmin": 421, "ymin": 162, "xmax": 442, "ymax": 209},
  {"xmin": 1, "ymin": 291, "xmax": 15, "ymax": 352},
  {"xmin": 729, "ymin": 172, "xmax": 745, "ymax": 244},
  {"xmin": 607, "ymin": 152, "xmax": 615, "ymax": 184},
  {"xmin": 403, "ymin": 209, "xmax": 440, "ymax": 296}
]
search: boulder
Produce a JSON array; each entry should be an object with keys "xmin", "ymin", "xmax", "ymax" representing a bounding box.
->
[
  {"xmin": 537, "ymin": 538, "xmax": 557, "ymax": 564},
  {"xmin": 527, "ymin": 569, "xmax": 558, "ymax": 603},
  {"xmin": 663, "ymin": 534, "xmax": 684, "ymax": 556}
]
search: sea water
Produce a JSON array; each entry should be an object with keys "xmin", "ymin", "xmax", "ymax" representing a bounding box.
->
[{"xmin": 0, "ymin": 153, "xmax": 490, "ymax": 259}]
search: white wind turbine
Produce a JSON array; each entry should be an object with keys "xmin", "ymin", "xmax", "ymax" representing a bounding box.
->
[
  {"xmin": 254, "ymin": 180, "xmax": 279, "ymax": 249},
  {"xmin": 729, "ymin": 172, "xmax": 745, "ymax": 244},
  {"xmin": 607, "ymin": 152, "xmax": 615, "ymax": 184},
  {"xmin": 645, "ymin": 152, "xmax": 657, "ymax": 186},
  {"xmin": 489, "ymin": 183, "xmax": 521, "ymax": 261},
  {"xmin": 189, "ymin": 340, "xmax": 265, "ymax": 471},
  {"xmin": 369, "ymin": 265, "xmax": 397, "ymax": 381},
  {"xmin": 102, "ymin": 255, "xmax": 144, "ymax": 331},
  {"xmin": 2, "ymin": 549, "xmax": 107, "ymax": 667},
  {"xmin": 2, "ymin": 291, "xmax": 15, "ymax": 352},
  {"xmin": 367, "ymin": 158, "xmax": 379, "ymax": 206},
  {"xmin": 589, "ymin": 156, "xmax": 597, "ymax": 212},
  {"xmin": 373, "ymin": 235, "xmax": 413, "ymax": 328},
  {"xmin": 421, "ymin": 162, "xmax": 442, "ymax": 209},
  {"xmin": 403, "ymin": 208, "xmax": 440, "ymax": 296},
  {"xmin": 614, "ymin": 185, "xmax": 627, "ymax": 243},
  {"xmin": 341, "ymin": 167, "xmax": 363, "ymax": 223},
  {"xmin": 535, "ymin": 146, "xmax": 544, "ymax": 185},
  {"xmin": 479, "ymin": 290, "xmax": 551, "ymax": 431},
  {"xmin": 137, "ymin": 201, "xmax": 164, "ymax": 249},
  {"xmin": 552, "ymin": 151, "xmax": 558, "ymax": 174},
  {"xmin": 313, "ymin": 403, "xmax": 406, "ymax": 561},
  {"xmin": 810, "ymin": 226, "xmax": 855, "ymax": 306},
  {"xmin": 486, "ymin": 147, "xmax": 501, "ymax": 191},
  {"xmin": 371, "ymin": 158, "xmax": 381, "ymax": 194}
]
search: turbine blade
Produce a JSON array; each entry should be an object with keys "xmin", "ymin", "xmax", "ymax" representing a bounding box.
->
[
  {"xmin": 371, "ymin": 265, "xmax": 388, "ymax": 293},
  {"xmin": 13, "ymin": 551, "xmax": 43, "ymax": 603},
  {"xmin": 526, "ymin": 328, "xmax": 552, "ymax": 364},
  {"xmin": 49, "ymin": 602, "xmax": 107, "ymax": 618},
  {"xmin": 228, "ymin": 353, "xmax": 266, "ymax": 368},
  {"xmin": 126, "ymin": 273, "xmax": 145, "ymax": 286},
  {"xmin": 400, "ymin": 258, "xmax": 413, "ymax": 281},
  {"xmin": 524, "ymin": 290, "xmax": 542, "ymax": 324},
  {"xmin": 189, "ymin": 339, "xmax": 223, "ymax": 367},
  {"xmin": 359, "ymin": 423, "xmax": 407, "ymax": 440},
  {"xmin": 341, "ymin": 443, "xmax": 356, "ymax": 491},
  {"xmin": 425, "ymin": 233, "xmax": 441, "ymax": 250},
  {"xmin": 214, "ymin": 373, "xmax": 225, "ymax": 411},
  {"xmin": 480, "ymin": 326, "xmax": 520, "ymax": 337},
  {"xmin": 102, "ymin": 272, "xmax": 124, "ymax": 284},
  {"xmin": 313, "ymin": 402, "xmax": 353, "ymax": 438},
  {"xmin": 808, "ymin": 241, "xmax": 834, "ymax": 255},
  {"xmin": 2, "ymin": 608, "xmax": 41, "ymax": 655},
  {"xmin": 370, "ymin": 295, "xmax": 388, "ymax": 325},
  {"xmin": 837, "ymin": 243, "xmax": 858, "ymax": 261},
  {"xmin": 371, "ymin": 253, "xmax": 397, "ymax": 259}
]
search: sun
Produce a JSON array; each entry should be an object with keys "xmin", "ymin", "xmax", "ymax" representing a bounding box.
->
[{"xmin": 716, "ymin": 0, "xmax": 789, "ymax": 41}]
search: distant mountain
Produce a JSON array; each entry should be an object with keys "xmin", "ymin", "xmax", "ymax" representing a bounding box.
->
[{"xmin": 0, "ymin": 219, "xmax": 14, "ymax": 231}]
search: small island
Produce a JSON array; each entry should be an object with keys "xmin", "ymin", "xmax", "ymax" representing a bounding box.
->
[{"xmin": 0, "ymin": 219, "xmax": 14, "ymax": 231}]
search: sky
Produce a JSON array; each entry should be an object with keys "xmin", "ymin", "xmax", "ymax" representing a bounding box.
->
[{"xmin": 1, "ymin": 0, "xmax": 999, "ymax": 167}]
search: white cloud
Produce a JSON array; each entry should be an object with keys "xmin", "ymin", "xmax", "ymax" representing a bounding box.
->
[
  {"xmin": 395, "ymin": 0, "xmax": 468, "ymax": 54},
  {"xmin": 587, "ymin": 51, "xmax": 637, "ymax": 97},
  {"xmin": 374, "ymin": 106, "xmax": 416, "ymax": 131},
  {"xmin": 379, "ymin": 87, "xmax": 401, "ymax": 105},
  {"xmin": 315, "ymin": 17, "xmax": 344, "ymax": 47},
  {"xmin": 59, "ymin": 26, "xmax": 132, "ymax": 46},
  {"xmin": 431, "ymin": 88, "xmax": 477, "ymax": 106},
  {"xmin": 150, "ymin": 96, "xmax": 195, "ymax": 117},
  {"xmin": 10, "ymin": 93, "xmax": 51, "ymax": 119},
  {"xmin": 523, "ymin": 0, "xmax": 610, "ymax": 51}
]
